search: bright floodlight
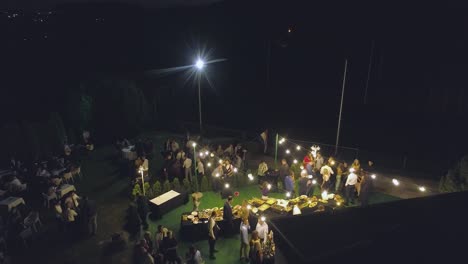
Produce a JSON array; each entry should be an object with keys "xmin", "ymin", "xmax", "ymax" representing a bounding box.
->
[
  {"xmin": 419, "ymin": 186, "xmax": 426, "ymax": 192},
  {"xmin": 192, "ymin": 142, "xmax": 197, "ymax": 147},
  {"xmin": 392, "ymin": 179, "xmax": 400, "ymax": 186},
  {"xmin": 195, "ymin": 59, "xmax": 204, "ymax": 70}
]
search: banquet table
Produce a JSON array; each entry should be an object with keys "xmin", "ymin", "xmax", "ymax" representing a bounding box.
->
[
  {"xmin": 180, "ymin": 213, "xmax": 242, "ymax": 242},
  {"xmin": 122, "ymin": 146, "xmax": 137, "ymax": 160},
  {"xmin": 0, "ymin": 196, "xmax": 25, "ymax": 212},
  {"xmin": 149, "ymin": 190, "xmax": 187, "ymax": 218},
  {"xmin": 56, "ymin": 184, "xmax": 76, "ymax": 198}
]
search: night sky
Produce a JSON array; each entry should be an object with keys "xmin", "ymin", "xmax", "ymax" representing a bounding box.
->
[{"xmin": 1, "ymin": 1, "xmax": 468, "ymax": 174}]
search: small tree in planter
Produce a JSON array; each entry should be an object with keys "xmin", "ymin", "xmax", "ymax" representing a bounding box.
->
[
  {"xmin": 200, "ymin": 176, "xmax": 210, "ymax": 192},
  {"xmin": 152, "ymin": 181, "xmax": 162, "ymax": 197},
  {"xmin": 131, "ymin": 183, "xmax": 141, "ymax": 200},
  {"xmin": 172, "ymin": 178, "xmax": 181, "ymax": 191},
  {"xmin": 183, "ymin": 177, "xmax": 191, "ymax": 193},
  {"xmin": 163, "ymin": 180, "xmax": 171, "ymax": 193},
  {"xmin": 143, "ymin": 182, "xmax": 152, "ymax": 198}
]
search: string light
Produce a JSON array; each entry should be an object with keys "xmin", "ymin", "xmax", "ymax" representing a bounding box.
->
[
  {"xmin": 337, "ymin": 202, "xmax": 341, "ymax": 206},
  {"xmin": 225, "ymin": 183, "xmax": 230, "ymax": 188},
  {"xmin": 247, "ymin": 205, "xmax": 252, "ymax": 210},
  {"xmin": 215, "ymin": 173, "xmax": 220, "ymax": 178},
  {"xmin": 199, "ymin": 152, "xmax": 204, "ymax": 157},
  {"xmin": 261, "ymin": 216, "xmax": 266, "ymax": 222},
  {"xmin": 233, "ymin": 168, "xmax": 238, "ymax": 173},
  {"xmin": 418, "ymin": 186, "xmax": 426, "ymax": 192},
  {"xmin": 371, "ymin": 174, "xmax": 376, "ymax": 179},
  {"xmin": 267, "ymin": 184, "xmax": 272, "ymax": 190},
  {"xmin": 248, "ymin": 174, "xmax": 254, "ymax": 181},
  {"xmin": 218, "ymin": 159, "xmax": 223, "ymax": 164},
  {"xmin": 285, "ymin": 149, "xmax": 290, "ymax": 154},
  {"xmin": 308, "ymin": 175, "xmax": 313, "ymax": 179},
  {"xmin": 207, "ymin": 162, "xmax": 212, "ymax": 167},
  {"xmin": 286, "ymin": 192, "xmax": 291, "ymax": 197},
  {"xmin": 330, "ymin": 160, "xmax": 335, "ymax": 165},
  {"xmin": 293, "ymin": 159, "xmax": 298, "ymax": 164},
  {"xmin": 300, "ymin": 166, "xmax": 304, "ymax": 170},
  {"xmin": 392, "ymin": 179, "xmax": 400, "ymax": 186},
  {"xmin": 312, "ymin": 179, "xmax": 317, "ymax": 185},
  {"xmin": 296, "ymin": 146, "xmax": 301, "ymax": 150},
  {"xmin": 205, "ymin": 151, "xmax": 209, "ymax": 155},
  {"xmin": 192, "ymin": 142, "xmax": 197, "ymax": 147}
]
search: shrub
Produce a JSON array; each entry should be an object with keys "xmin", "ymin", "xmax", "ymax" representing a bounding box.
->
[
  {"xmin": 191, "ymin": 177, "xmax": 199, "ymax": 193},
  {"xmin": 152, "ymin": 181, "xmax": 162, "ymax": 197},
  {"xmin": 163, "ymin": 180, "xmax": 171, "ymax": 193},
  {"xmin": 143, "ymin": 182, "xmax": 152, "ymax": 198},
  {"xmin": 200, "ymin": 176, "xmax": 210, "ymax": 192},
  {"xmin": 172, "ymin": 178, "xmax": 181, "ymax": 191},
  {"xmin": 131, "ymin": 183, "xmax": 141, "ymax": 200},
  {"xmin": 183, "ymin": 177, "xmax": 191, "ymax": 193}
]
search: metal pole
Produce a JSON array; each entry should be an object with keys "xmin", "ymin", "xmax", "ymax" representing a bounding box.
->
[
  {"xmin": 275, "ymin": 133, "xmax": 278, "ymax": 169},
  {"xmin": 364, "ymin": 40, "xmax": 375, "ymax": 104},
  {"xmin": 198, "ymin": 74, "xmax": 203, "ymax": 134},
  {"xmin": 336, "ymin": 59, "xmax": 348, "ymax": 155},
  {"xmin": 140, "ymin": 170, "xmax": 145, "ymax": 195}
]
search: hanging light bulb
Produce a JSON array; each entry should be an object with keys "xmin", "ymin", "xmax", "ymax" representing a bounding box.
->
[
  {"xmin": 286, "ymin": 192, "xmax": 291, "ymax": 198},
  {"xmin": 296, "ymin": 146, "xmax": 301, "ymax": 150},
  {"xmin": 293, "ymin": 159, "xmax": 298, "ymax": 164},
  {"xmin": 207, "ymin": 162, "xmax": 212, "ymax": 167},
  {"xmin": 285, "ymin": 149, "xmax": 290, "ymax": 154}
]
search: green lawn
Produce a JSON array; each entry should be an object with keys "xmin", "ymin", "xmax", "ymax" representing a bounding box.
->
[{"xmin": 14, "ymin": 131, "xmax": 400, "ymax": 264}]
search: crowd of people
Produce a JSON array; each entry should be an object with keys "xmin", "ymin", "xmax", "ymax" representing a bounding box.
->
[{"xmin": 261, "ymin": 152, "xmax": 375, "ymax": 206}]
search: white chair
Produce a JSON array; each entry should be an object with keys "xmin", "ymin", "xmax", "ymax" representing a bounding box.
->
[{"xmin": 42, "ymin": 193, "xmax": 56, "ymax": 208}]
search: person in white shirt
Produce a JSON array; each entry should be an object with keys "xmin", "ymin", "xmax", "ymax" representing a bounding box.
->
[
  {"xmin": 345, "ymin": 169, "xmax": 358, "ymax": 205},
  {"xmin": 315, "ymin": 153, "xmax": 324, "ymax": 171},
  {"xmin": 235, "ymin": 154, "xmax": 243, "ymax": 169},
  {"xmin": 255, "ymin": 217, "xmax": 269, "ymax": 244},
  {"xmin": 176, "ymin": 150, "xmax": 185, "ymax": 161},
  {"xmin": 171, "ymin": 141, "xmax": 180, "ymax": 153},
  {"xmin": 224, "ymin": 144, "xmax": 234, "ymax": 156},
  {"xmin": 239, "ymin": 218, "xmax": 250, "ymax": 261},
  {"xmin": 197, "ymin": 159, "xmax": 204, "ymax": 176},
  {"xmin": 320, "ymin": 164, "xmax": 334, "ymax": 191},
  {"xmin": 183, "ymin": 157, "xmax": 193, "ymax": 181}
]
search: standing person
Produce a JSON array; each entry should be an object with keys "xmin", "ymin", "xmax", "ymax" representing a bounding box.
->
[
  {"xmin": 155, "ymin": 225, "xmax": 165, "ymax": 254},
  {"xmin": 284, "ymin": 170, "xmax": 295, "ymax": 197},
  {"xmin": 183, "ymin": 157, "xmax": 193, "ymax": 182},
  {"xmin": 298, "ymin": 170, "xmax": 312, "ymax": 196},
  {"xmin": 320, "ymin": 164, "xmax": 334, "ymax": 191},
  {"xmin": 255, "ymin": 217, "xmax": 269, "ymax": 244},
  {"xmin": 345, "ymin": 169, "xmax": 358, "ymax": 205},
  {"xmin": 315, "ymin": 153, "xmax": 324, "ymax": 172},
  {"xmin": 208, "ymin": 211, "xmax": 219, "ymax": 260},
  {"xmin": 144, "ymin": 231, "xmax": 154, "ymax": 255},
  {"xmin": 239, "ymin": 218, "xmax": 250, "ymax": 261},
  {"xmin": 335, "ymin": 163, "xmax": 345, "ymax": 193},
  {"xmin": 197, "ymin": 159, "xmax": 204, "ymax": 179},
  {"xmin": 359, "ymin": 173, "xmax": 373, "ymax": 207},
  {"xmin": 82, "ymin": 196, "xmax": 98, "ymax": 236},
  {"xmin": 278, "ymin": 159, "xmax": 290, "ymax": 186},
  {"xmin": 223, "ymin": 196, "xmax": 234, "ymax": 237},
  {"xmin": 260, "ymin": 182, "xmax": 270, "ymax": 200},
  {"xmin": 165, "ymin": 231, "xmax": 182, "ymax": 264},
  {"xmin": 257, "ymin": 160, "xmax": 268, "ymax": 183},
  {"xmin": 249, "ymin": 230, "xmax": 263, "ymax": 264}
]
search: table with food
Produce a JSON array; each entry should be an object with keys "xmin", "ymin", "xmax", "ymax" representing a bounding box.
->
[{"xmin": 180, "ymin": 205, "xmax": 243, "ymax": 242}]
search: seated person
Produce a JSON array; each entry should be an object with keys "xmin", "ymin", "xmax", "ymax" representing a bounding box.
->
[{"xmin": 7, "ymin": 176, "xmax": 27, "ymax": 193}]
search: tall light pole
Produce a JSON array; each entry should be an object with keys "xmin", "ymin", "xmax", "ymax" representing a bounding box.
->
[
  {"xmin": 195, "ymin": 59, "xmax": 204, "ymax": 134},
  {"xmin": 335, "ymin": 59, "xmax": 348, "ymax": 155}
]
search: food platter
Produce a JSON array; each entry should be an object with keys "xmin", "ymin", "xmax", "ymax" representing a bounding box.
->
[
  {"xmin": 258, "ymin": 204, "xmax": 270, "ymax": 212},
  {"xmin": 308, "ymin": 202, "xmax": 318, "ymax": 208},
  {"xmin": 187, "ymin": 215, "xmax": 194, "ymax": 220},
  {"xmin": 266, "ymin": 198, "xmax": 277, "ymax": 205},
  {"xmin": 252, "ymin": 207, "xmax": 259, "ymax": 213},
  {"xmin": 191, "ymin": 211, "xmax": 198, "ymax": 216}
]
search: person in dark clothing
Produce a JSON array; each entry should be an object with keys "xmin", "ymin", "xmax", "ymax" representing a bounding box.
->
[
  {"xmin": 223, "ymin": 196, "xmax": 233, "ymax": 237},
  {"xmin": 164, "ymin": 231, "xmax": 182, "ymax": 264},
  {"xmin": 298, "ymin": 170, "xmax": 312, "ymax": 196},
  {"xmin": 359, "ymin": 174, "xmax": 373, "ymax": 207},
  {"xmin": 278, "ymin": 159, "xmax": 290, "ymax": 186},
  {"xmin": 82, "ymin": 196, "xmax": 98, "ymax": 236},
  {"xmin": 136, "ymin": 195, "xmax": 149, "ymax": 229}
]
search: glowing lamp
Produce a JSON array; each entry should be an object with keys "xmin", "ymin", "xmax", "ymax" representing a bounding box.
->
[
  {"xmin": 207, "ymin": 162, "xmax": 212, "ymax": 167},
  {"xmin": 205, "ymin": 151, "xmax": 209, "ymax": 155},
  {"xmin": 371, "ymin": 174, "xmax": 376, "ymax": 179},
  {"xmin": 215, "ymin": 173, "xmax": 220, "ymax": 178},
  {"xmin": 293, "ymin": 159, "xmax": 298, "ymax": 164},
  {"xmin": 225, "ymin": 183, "xmax": 230, "ymax": 189},
  {"xmin": 210, "ymin": 153, "xmax": 214, "ymax": 157},
  {"xmin": 296, "ymin": 146, "xmax": 301, "ymax": 150},
  {"xmin": 419, "ymin": 186, "xmax": 426, "ymax": 192},
  {"xmin": 247, "ymin": 205, "xmax": 252, "ymax": 210},
  {"xmin": 192, "ymin": 142, "xmax": 197, "ymax": 147},
  {"xmin": 233, "ymin": 168, "xmax": 238, "ymax": 173},
  {"xmin": 195, "ymin": 59, "xmax": 204, "ymax": 69},
  {"xmin": 337, "ymin": 202, "xmax": 341, "ymax": 206},
  {"xmin": 261, "ymin": 216, "xmax": 266, "ymax": 222},
  {"xmin": 267, "ymin": 184, "xmax": 272, "ymax": 190},
  {"xmin": 392, "ymin": 179, "xmax": 400, "ymax": 186},
  {"xmin": 308, "ymin": 175, "xmax": 313, "ymax": 179},
  {"xmin": 285, "ymin": 149, "xmax": 290, "ymax": 154},
  {"xmin": 300, "ymin": 166, "xmax": 304, "ymax": 170},
  {"xmin": 248, "ymin": 174, "xmax": 254, "ymax": 181},
  {"xmin": 218, "ymin": 159, "xmax": 223, "ymax": 164},
  {"xmin": 312, "ymin": 179, "xmax": 317, "ymax": 185},
  {"xmin": 286, "ymin": 192, "xmax": 291, "ymax": 198}
]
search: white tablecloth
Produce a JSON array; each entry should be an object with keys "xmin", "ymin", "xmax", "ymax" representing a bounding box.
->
[
  {"xmin": 150, "ymin": 190, "xmax": 181, "ymax": 206},
  {"xmin": 57, "ymin": 184, "xmax": 76, "ymax": 197},
  {"xmin": 122, "ymin": 146, "xmax": 137, "ymax": 160},
  {"xmin": 0, "ymin": 197, "xmax": 25, "ymax": 212}
]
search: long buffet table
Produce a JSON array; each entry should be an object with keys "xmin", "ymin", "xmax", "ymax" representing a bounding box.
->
[{"xmin": 179, "ymin": 194, "xmax": 343, "ymax": 242}]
